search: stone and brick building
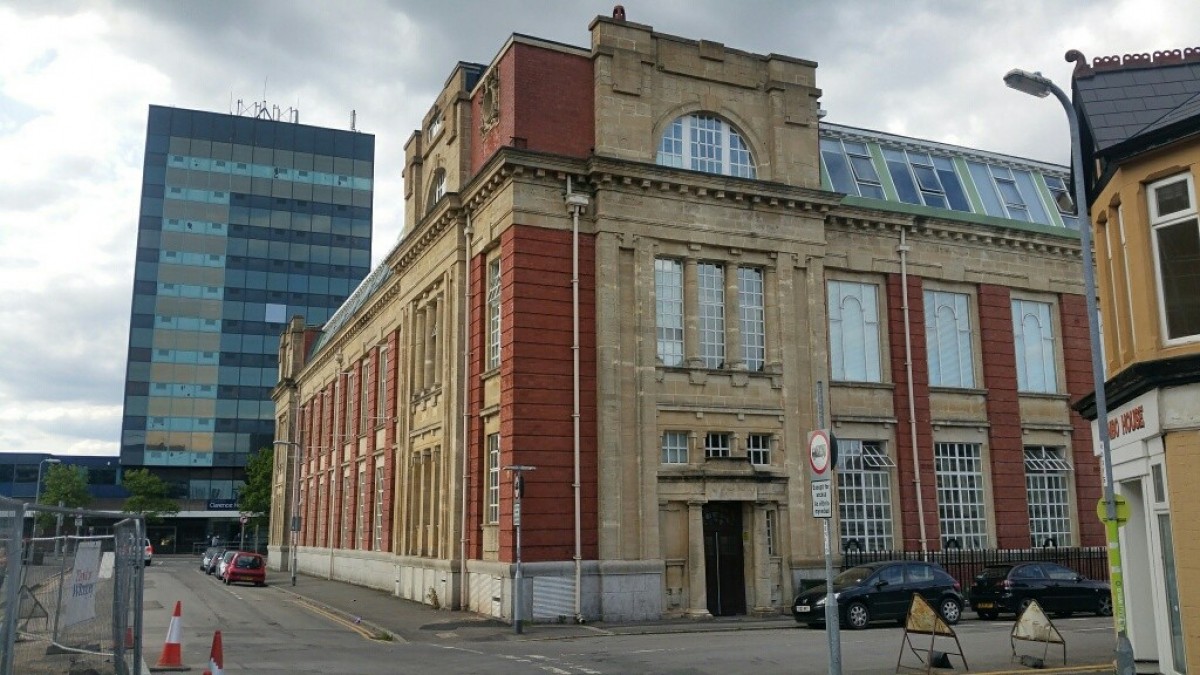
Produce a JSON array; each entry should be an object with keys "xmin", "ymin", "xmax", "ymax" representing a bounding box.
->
[{"xmin": 270, "ymin": 13, "xmax": 1103, "ymax": 622}]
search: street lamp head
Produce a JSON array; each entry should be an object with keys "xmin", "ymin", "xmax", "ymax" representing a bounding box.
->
[
  {"xmin": 273, "ymin": 440, "xmax": 299, "ymax": 447},
  {"xmin": 45, "ymin": 458, "xmax": 61, "ymax": 464},
  {"xmin": 1004, "ymin": 69, "xmax": 1053, "ymax": 98}
]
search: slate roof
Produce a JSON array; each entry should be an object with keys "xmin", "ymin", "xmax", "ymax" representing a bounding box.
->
[{"xmin": 1071, "ymin": 50, "xmax": 1200, "ymax": 153}]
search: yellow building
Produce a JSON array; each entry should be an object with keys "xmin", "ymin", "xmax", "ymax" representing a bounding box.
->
[{"xmin": 1071, "ymin": 48, "xmax": 1200, "ymax": 674}]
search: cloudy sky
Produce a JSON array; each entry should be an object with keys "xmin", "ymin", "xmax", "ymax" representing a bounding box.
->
[{"xmin": 1, "ymin": 0, "xmax": 1196, "ymax": 458}]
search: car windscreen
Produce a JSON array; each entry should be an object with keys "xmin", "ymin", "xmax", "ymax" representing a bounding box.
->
[
  {"xmin": 234, "ymin": 556, "xmax": 263, "ymax": 569},
  {"xmin": 833, "ymin": 566, "xmax": 876, "ymax": 586}
]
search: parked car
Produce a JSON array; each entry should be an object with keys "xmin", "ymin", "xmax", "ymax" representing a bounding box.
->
[
  {"xmin": 215, "ymin": 550, "xmax": 237, "ymax": 579},
  {"xmin": 204, "ymin": 547, "xmax": 228, "ymax": 575},
  {"xmin": 142, "ymin": 539, "xmax": 153, "ymax": 567},
  {"xmin": 970, "ymin": 562, "xmax": 1112, "ymax": 620},
  {"xmin": 221, "ymin": 551, "xmax": 267, "ymax": 587},
  {"xmin": 200, "ymin": 546, "xmax": 222, "ymax": 571},
  {"xmin": 793, "ymin": 560, "xmax": 964, "ymax": 629}
]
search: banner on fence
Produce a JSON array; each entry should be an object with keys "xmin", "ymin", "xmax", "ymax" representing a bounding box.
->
[{"xmin": 63, "ymin": 540, "xmax": 102, "ymax": 628}]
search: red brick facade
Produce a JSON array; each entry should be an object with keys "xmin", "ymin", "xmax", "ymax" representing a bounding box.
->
[{"xmin": 1059, "ymin": 293, "xmax": 1104, "ymax": 546}]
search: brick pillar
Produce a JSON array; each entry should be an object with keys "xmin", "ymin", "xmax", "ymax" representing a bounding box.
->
[
  {"xmin": 383, "ymin": 328, "xmax": 400, "ymax": 551},
  {"xmin": 1060, "ymin": 293, "xmax": 1104, "ymax": 546},
  {"xmin": 979, "ymin": 284, "xmax": 1029, "ymax": 548},
  {"xmin": 887, "ymin": 273, "xmax": 938, "ymax": 551}
]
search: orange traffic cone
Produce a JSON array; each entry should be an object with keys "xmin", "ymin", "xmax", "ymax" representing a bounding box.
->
[
  {"xmin": 150, "ymin": 600, "xmax": 189, "ymax": 671},
  {"xmin": 202, "ymin": 630, "xmax": 224, "ymax": 675}
]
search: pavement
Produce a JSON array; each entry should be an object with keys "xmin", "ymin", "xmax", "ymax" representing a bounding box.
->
[{"xmin": 257, "ymin": 565, "xmax": 1119, "ymax": 674}]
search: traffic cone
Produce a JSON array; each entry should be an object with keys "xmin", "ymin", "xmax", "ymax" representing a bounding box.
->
[
  {"xmin": 150, "ymin": 600, "xmax": 189, "ymax": 671},
  {"xmin": 202, "ymin": 630, "xmax": 224, "ymax": 675}
]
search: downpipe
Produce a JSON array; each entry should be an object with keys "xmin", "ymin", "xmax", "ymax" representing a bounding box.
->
[
  {"xmin": 899, "ymin": 227, "xmax": 929, "ymax": 555},
  {"xmin": 565, "ymin": 177, "xmax": 588, "ymax": 624}
]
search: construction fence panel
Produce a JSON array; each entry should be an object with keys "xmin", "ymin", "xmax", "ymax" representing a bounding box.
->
[{"xmin": 0, "ymin": 496, "xmax": 144, "ymax": 675}]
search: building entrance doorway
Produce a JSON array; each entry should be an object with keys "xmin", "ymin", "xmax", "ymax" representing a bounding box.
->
[{"xmin": 703, "ymin": 502, "xmax": 746, "ymax": 616}]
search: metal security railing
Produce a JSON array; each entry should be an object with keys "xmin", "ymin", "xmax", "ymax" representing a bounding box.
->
[
  {"xmin": 0, "ymin": 497, "xmax": 144, "ymax": 675},
  {"xmin": 842, "ymin": 545, "xmax": 1110, "ymax": 595}
]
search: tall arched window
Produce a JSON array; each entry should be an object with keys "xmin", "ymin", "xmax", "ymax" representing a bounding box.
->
[{"xmin": 656, "ymin": 114, "xmax": 756, "ymax": 178}]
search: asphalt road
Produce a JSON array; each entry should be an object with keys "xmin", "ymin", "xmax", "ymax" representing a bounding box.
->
[{"xmin": 142, "ymin": 556, "xmax": 1118, "ymax": 674}]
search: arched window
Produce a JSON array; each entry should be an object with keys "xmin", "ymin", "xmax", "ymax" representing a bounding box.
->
[
  {"xmin": 426, "ymin": 170, "xmax": 446, "ymax": 213},
  {"xmin": 656, "ymin": 113, "xmax": 756, "ymax": 178}
]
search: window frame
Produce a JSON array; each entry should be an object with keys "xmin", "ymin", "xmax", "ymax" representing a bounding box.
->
[
  {"xmin": 698, "ymin": 262, "xmax": 726, "ymax": 368},
  {"xmin": 1024, "ymin": 445, "xmax": 1073, "ymax": 548},
  {"xmin": 924, "ymin": 289, "xmax": 976, "ymax": 388},
  {"xmin": 373, "ymin": 464, "xmax": 385, "ymax": 551},
  {"xmin": 934, "ymin": 441, "xmax": 988, "ymax": 549},
  {"xmin": 656, "ymin": 113, "xmax": 757, "ymax": 178},
  {"xmin": 661, "ymin": 431, "xmax": 689, "ymax": 465},
  {"xmin": 704, "ymin": 432, "xmax": 731, "ymax": 459},
  {"xmin": 747, "ymin": 433, "xmax": 772, "ymax": 466},
  {"xmin": 739, "ymin": 266, "xmax": 766, "ymax": 371},
  {"xmin": 836, "ymin": 439, "xmax": 895, "ymax": 552},
  {"xmin": 1148, "ymin": 173, "xmax": 1200, "ymax": 345},
  {"xmin": 1011, "ymin": 298, "xmax": 1059, "ymax": 394},
  {"xmin": 654, "ymin": 258, "xmax": 685, "ymax": 367},
  {"xmin": 827, "ymin": 279, "xmax": 883, "ymax": 383},
  {"xmin": 376, "ymin": 348, "xmax": 388, "ymax": 421},
  {"xmin": 486, "ymin": 433, "xmax": 500, "ymax": 524},
  {"xmin": 487, "ymin": 257, "xmax": 502, "ymax": 369}
]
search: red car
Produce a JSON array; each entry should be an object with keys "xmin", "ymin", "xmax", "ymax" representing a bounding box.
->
[{"xmin": 221, "ymin": 551, "xmax": 267, "ymax": 587}]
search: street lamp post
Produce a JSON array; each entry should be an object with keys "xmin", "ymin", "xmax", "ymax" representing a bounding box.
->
[
  {"xmin": 1004, "ymin": 67, "xmax": 1135, "ymax": 675},
  {"xmin": 273, "ymin": 440, "xmax": 302, "ymax": 587},
  {"xmin": 34, "ymin": 458, "xmax": 61, "ymax": 506}
]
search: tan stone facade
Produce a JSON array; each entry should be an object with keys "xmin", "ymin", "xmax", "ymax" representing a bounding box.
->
[{"xmin": 270, "ymin": 15, "xmax": 1100, "ymax": 623}]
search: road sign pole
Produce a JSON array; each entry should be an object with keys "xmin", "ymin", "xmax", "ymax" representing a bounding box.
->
[{"xmin": 812, "ymin": 381, "xmax": 841, "ymax": 675}]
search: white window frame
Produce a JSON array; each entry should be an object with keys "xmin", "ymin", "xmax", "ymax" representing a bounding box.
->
[
  {"xmin": 934, "ymin": 442, "xmax": 988, "ymax": 549},
  {"xmin": 487, "ymin": 258, "xmax": 502, "ymax": 369},
  {"xmin": 698, "ymin": 263, "xmax": 725, "ymax": 368},
  {"xmin": 765, "ymin": 509, "xmax": 778, "ymax": 556},
  {"xmin": 1011, "ymin": 298, "xmax": 1059, "ymax": 393},
  {"xmin": 427, "ymin": 170, "xmax": 447, "ymax": 213},
  {"xmin": 1043, "ymin": 174, "xmax": 1080, "ymax": 228},
  {"xmin": 373, "ymin": 464, "xmax": 385, "ymax": 551},
  {"xmin": 486, "ymin": 433, "xmax": 500, "ymax": 524},
  {"xmin": 739, "ymin": 267, "xmax": 765, "ymax": 371},
  {"xmin": 341, "ymin": 473, "xmax": 352, "ymax": 549},
  {"xmin": 837, "ymin": 440, "xmax": 895, "ymax": 552},
  {"xmin": 357, "ymin": 466, "xmax": 368, "ymax": 549},
  {"xmin": 657, "ymin": 113, "xmax": 756, "ymax": 178},
  {"xmin": 828, "ymin": 280, "xmax": 882, "ymax": 383},
  {"xmin": 924, "ymin": 290, "xmax": 975, "ymax": 388},
  {"xmin": 1024, "ymin": 446, "xmax": 1073, "ymax": 547},
  {"xmin": 661, "ymin": 431, "xmax": 689, "ymax": 465},
  {"xmin": 704, "ymin": 432, "xmax": 731, "ymax": 459},
  {"xmin": 747, "ymin": 433, "xmax": 771, "ymax": 466},
  {"xmin": 376, "ymin": 348, "xmax": 388, "ymax": 419},
  {"xmin": 655, "ymin": 258, "xmax": 684, "ymax": 366},
  {"xmin": 427, "ymin": 110, "xmax": 443, "ymax": 138},
  {"xmin": 1148, "ymin": 173, "xmax": 1200, "ymax": 344}
]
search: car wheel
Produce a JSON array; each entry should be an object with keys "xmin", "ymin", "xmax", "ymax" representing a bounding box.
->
[
  {"xmin": 256, "ymin": 581, "xmax": 266, "ymax": 587},
  {"xmin": 977, "ymin": 610, "xmax": 998, "ymax": 621},
  {"xmin": 1097, "ymin": 594, "xmax": 1113, "ymax": 617},
  {"xmin": 1017, "ymin": 597, "xmax": 1035, "ymax": 615},
  {"xmin": 845, "ymin": 601, "xmax": 870, "ymax": 630},
  {"xmin": 938, "ymin": 598, "xmax": 962, "ymax": 625}
]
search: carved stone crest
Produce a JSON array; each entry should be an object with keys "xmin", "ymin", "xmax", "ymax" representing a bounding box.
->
[{"xmin": 480, "ymin": 69, "xmax": 500, "ymax": 133}]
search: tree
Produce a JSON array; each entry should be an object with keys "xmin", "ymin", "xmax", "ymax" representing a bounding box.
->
[
  {"xmin": 122, "ymin": 469, "xmax": 179, "ymax": 523},
  {"xmin": 238, "ymin": 447, "xmax": 274, "ymax": 528},
  {"xmin": 35, "ymin": 463, "xmax": 92, "ymax": 532}
]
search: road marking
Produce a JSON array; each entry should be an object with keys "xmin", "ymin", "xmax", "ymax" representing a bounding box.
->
[{"xmin": 291, "ymin": 597, "xmax": 398, "ymax": 643}]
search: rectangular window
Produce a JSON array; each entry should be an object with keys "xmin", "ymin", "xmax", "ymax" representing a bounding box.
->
[
  {"xmin": 924, "ymin": 290, "xmax": 975, "ymax": 388},
  {"xmin": 1149, "ymin": 174, "xmax": 1200, "ymax": 341},
  {"xmin": 704, "ymin": 432, "xmax": 731, "ymax": 459},
  {"xmin": 1024, "ymin": 446, "xmax": 1073, "ymax": 547},
  {"xmin": 690, "ymin": 115, "xmax": 722, "ymax": 174},
  {"xmin": 747, "ymin": 433, "xmax": 771, "ymax": 466},
  {"xmin": 655, "ymin": 258, "xmax": 684, "ymax": 366},
  {"xmin": 360, "ymin": 360, "xmax": 371, "ymax": 432},
  {"xmin": 487, "ymin": 258, "xmax": 502, "ymax": 368},
  {"xmin": 1043, "ymin": 175, "xmax": 1080, "ymax": 229},
  {"xmin": 357, "ymin": 467, "xmax": 368, "ymax": 549},
  {"xmin": 698, "ymin": 263, "xmax": 725, "ymax": 368},
  {"xmin": 373, "ymin": 465, "xmax": 385, "ymax": 551},
  {"xmin": 376, "ymin": 349, "xmax": 388, "ymax": 419},
  {"xmin": 1151, "ymin": 463, "xmax": 1166, "ymax": 503},
  {"xmin": 765, "ymin": 509, "xmax": 778, "ymax": 556},
  {"xmin": 1012, "ymin": 299, "xmax": 1058, "ymax": 393},
  {"xmin": 837, "ymin": 440, "xmax": 895, "ymax": 552},
  {"xmin": 828, "ymin": 280, "xmax": 882, "ymax": 382},
  {"xmin": 661, "ymin": 431, "xmax": 689, "ymax": 464},
  {"xmin": 739, "ymin": 267, "xmax": 765, "ymax": 371},
  {"xmin": 341, "ymin": 473, "xmax": 352, "ymax": 549},
  {"xmin": 934, "ymin": 442, "xmax": 987, "ymax": 549},
  {"xmin": 486, "ymin": 433, "xmax": 500, "ymax": 524},
  {"xmin": 344, "ymin": 373, "xmax": 355, "ymax": 437}
]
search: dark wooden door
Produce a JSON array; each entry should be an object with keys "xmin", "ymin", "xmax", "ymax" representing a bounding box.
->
[{"xmin": 703, "ymin": 502, "xmax": 746, "ymax": 616}]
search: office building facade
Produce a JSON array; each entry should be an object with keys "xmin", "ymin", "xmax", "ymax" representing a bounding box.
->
[
  {"xmin": 121, "ymin": 105, "xmax": 373, "ymax": 543},
  {"xmin": 270, "ymin": 14, "xmax": 1102, "ymax": 622}
]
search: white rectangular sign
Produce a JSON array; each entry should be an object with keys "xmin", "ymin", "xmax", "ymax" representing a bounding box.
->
[
  {"xmin": 811, "ymin": 479, "xmax": 832, "ymax": 519},
  {"xmin": 63, "ymin": 540, "xmax": 102, "ymax": 628}
]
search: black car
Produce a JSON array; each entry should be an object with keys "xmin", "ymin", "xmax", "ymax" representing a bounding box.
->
[
  {"xmin": 792, "ymin": 560, "xmax": 964, "ymax": 629},
  {"xmin": 970, "ymin": 562, "xmax": 1111, "ymax": 620}
]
